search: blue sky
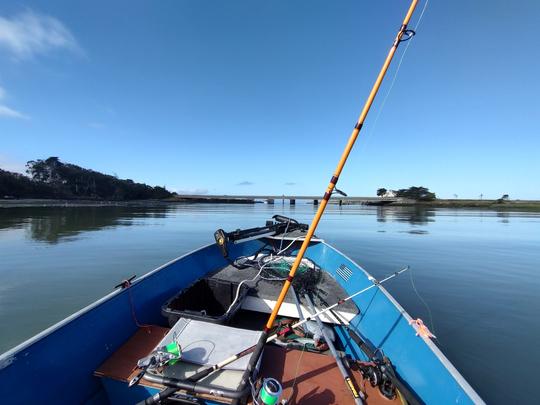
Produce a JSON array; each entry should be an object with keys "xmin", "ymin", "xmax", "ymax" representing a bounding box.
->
[{"xmin": 0, "ymin": 0, "xmax": 539, "ymax": 199}]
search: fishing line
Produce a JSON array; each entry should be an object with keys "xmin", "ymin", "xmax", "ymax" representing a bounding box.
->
[
  {"xmin": 408, "ymin": 266, "xmax": 436, "ymax": 336},
  {"xmin": 286, "ymin": 342, "xmax": 307, "ymax": 404},
  {"xmin": 249, "ymin": 377, "xmax": 261, "ymax": 405},
  {"xmin": 359, "ymin": 0, "xmax": 430, "ymax": 154}
]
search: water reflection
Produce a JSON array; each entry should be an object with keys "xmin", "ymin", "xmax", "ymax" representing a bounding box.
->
[
  {"xmin": 0, "ymin": 204, "xmax": 528, "ymax": 245},
  {"xmin": 496, "ymin": 211, "xmax": 510, "ymax": 224},
  {"xmin": 375, "ymin": 206, "xmax": 435, "ymax": 225},
  {"xmin": 402, "ymin": 229, "xmax": 429, "ymax": 235},
  {"xmin": 0, "ymin": 206, "xmax": 172, "ymax": 244}
]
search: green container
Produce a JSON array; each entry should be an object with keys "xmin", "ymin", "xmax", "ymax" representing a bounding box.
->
[{"xmin": 259, "ymin": 378, "xmax": 282, "ymax": 405}]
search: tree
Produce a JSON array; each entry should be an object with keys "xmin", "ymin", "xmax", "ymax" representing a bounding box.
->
[
  {"xmin": 0, "ymin": 169, "xmax": 57, "ymax": 198},
  {"xmin": 377, "ymin": 188, "xmax": 387, "ymax": 197},
  {"xmin": 395, "ymin": 186, "xmax": 436, "ymax": 201},
  {"xmin": 496, "ymin": 194, "xmax": 509, "ymax": 203},
  {"xmin": 22, "ymin": 157, "xmax": 174, "ymax": 200}
]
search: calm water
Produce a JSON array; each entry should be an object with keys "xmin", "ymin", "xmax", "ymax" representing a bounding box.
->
[{"xmin": 1, "ymin": 203, "xmax": 539, "ymax": 404}]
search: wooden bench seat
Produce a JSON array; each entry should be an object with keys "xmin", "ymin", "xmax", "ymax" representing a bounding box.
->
[{"xmin": 95, "ymin": 326, "xmax": 170, "ymax": 383}]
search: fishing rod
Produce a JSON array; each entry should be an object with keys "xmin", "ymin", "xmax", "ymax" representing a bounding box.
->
[
  {"xmin": 332, "ymin": 309, "xmax": 422, "ymax": 405},
  {"xmin": 303, "ymin": 293, "xmax": 365, "ymax": 404},
  {"xmin": 230, "ymin": 0, "xmax": 420, "ymax": 399}
]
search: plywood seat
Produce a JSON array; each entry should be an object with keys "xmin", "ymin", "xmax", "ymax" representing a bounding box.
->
[
  {"xmin": 94, "ymin": 321, "xmax": 260, "ymax": 393},
  {"xmin": 95, "ymin": 326, "xmax": 170, "ymax": 382}
]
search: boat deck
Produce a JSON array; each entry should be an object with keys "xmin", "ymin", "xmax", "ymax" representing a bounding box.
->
[
  {"xmin": 95, "ymin": 326, "xmax": 401, "ymax": 404},
  {"xmin": 257, "ymin": 345, "xmax": 401, "ymax": 405}
]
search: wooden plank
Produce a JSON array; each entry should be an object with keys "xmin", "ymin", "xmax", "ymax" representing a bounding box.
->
[{"xmin": 94, "ymin": 326, "xmax": 169, "ymax": 381}]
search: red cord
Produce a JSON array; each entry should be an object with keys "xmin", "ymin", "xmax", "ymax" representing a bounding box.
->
[{"xmin": 123, "ymin": 280, "xmax": 151, "ymax": 329}]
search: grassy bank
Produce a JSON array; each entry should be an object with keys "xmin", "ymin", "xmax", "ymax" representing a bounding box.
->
[
  {"xmin": 393, "ymin": 199, "xmax": 540, "ymax": 211},
  {"xmin": 0, "ymin": 197, "xmax": 256, "ymax": 208},
  {"xmin": 2, "ymin": 198, "xmax": 539, "ymax": 211},
  {"xmin": 0, "ymin": 199, "xmax": 175, "ymax": 208}
]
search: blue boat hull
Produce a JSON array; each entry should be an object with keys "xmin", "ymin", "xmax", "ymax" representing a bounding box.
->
[{"xmin": 0, "ymin": 239, "xmax": 483, "ymax": 404}]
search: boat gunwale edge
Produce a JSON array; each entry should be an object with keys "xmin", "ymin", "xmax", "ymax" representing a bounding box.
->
[
  {"xmin": 323, "ymin": 241, "xmax": 485, "ymax": 405},
  {"xmin": 0, "ymin": 242, "xmax": 217, "ymax": 364}
]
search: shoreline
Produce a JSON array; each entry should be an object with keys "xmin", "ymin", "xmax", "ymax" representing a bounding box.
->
[
  {"xmin": 388, "ymin": 199, "xmax": 540, "ymax": 211},
  {"xmin": 0, "ymin": 197, "xmax": 257, "ymax": 208},
  {"xmin": 1, "ymin": 198, "xmax": 539, "ymax": 211}
]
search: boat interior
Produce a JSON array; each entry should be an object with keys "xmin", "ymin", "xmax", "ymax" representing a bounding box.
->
[{"xmin": 93, "ymin": 221, "xmax": 404, "ymax": 404}]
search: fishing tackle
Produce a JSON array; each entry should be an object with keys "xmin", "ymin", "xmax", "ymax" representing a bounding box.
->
[{"xmin": 142, "ymin": 267, "xmax": 409, "ymax": 388}]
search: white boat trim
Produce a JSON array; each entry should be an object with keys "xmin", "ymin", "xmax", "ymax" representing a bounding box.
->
[
  {"xmin": 241, "ymin": 296, "xmax": 356, "ymax": 324},
  {"xmin": 266, "ymin": 235, "xmax": 325, "ymax": 242}
]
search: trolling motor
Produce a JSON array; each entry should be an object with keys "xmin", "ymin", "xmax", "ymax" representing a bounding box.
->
[{"xmin": 214, "ymin": 215, "xmax": 308, "ymax": 257}]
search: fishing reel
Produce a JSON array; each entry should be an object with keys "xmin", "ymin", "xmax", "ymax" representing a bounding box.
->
[
  {"xmin": 129, "ymin": 341, "xmax": 182, "ymax": 387},
  {"xmin": 358, "ymin": 360, "xmax": 397, "ymax": 400}
]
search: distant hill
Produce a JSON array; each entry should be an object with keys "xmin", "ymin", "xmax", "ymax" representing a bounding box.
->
[{"xmin": 1, "ymin": 157, "xmax": 173, "ymax": 200}]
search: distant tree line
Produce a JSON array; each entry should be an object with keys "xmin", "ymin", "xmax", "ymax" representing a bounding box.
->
[
  {"xmin": 1, "ymin": 157, "xmax": 173, "ymax": 200},
  {"xmin": 377, "ymin": 186, "xmax": 436, "ymax": 201},
  {"xmin": 0, "ymin": 169, "xmax": 57, "ymax": 198}
]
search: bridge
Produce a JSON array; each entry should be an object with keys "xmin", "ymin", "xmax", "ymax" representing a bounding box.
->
[{"xmin": 172, "ymin": 194, "xmax": 404, "ymax": 205}]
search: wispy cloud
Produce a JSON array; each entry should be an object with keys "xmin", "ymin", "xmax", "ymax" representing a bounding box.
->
[
  {"xmin": 0, "ymin": 10, "xmax": 80, "ymax": 60},
  {"xmin": 237, "ymin": 181, "xmax": 254, "ymax": 186},
  {"xmin": 174, "ymin": 188, "xmax": 209, "ymax": 195},
  {"xmin": 0, "ymin": 86, "xmax": 29, "ymax": 119},
  {"xmin": 0, "ymin": 105, "xmax": 28, "ymax": 119},
  {"xmin": 284, "ymin": 182, "xmax": 296, "ymax": 186},
  {"xmin": 88, "ymin": 121, "xmax": 105, "ymax": 129}
]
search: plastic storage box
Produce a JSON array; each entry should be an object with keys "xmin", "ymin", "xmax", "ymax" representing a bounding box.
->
[{"xmin": 161, "ymin": 277, "xmax": 249, "ymax": 326}]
